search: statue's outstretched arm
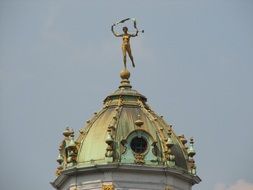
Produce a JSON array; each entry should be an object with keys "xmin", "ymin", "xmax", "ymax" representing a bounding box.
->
[
  {"xmin": 111, "ymin": 25, "xmax": 122, "ymax": 37},
  {"xmin": 130, "ymin": 30, "xmax": 139, "ymax": 37}
]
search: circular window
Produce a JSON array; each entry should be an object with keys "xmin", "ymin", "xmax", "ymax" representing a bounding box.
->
[{"xmin": 130, "ymin": 137, "xmax": 148, "ymax": 154}]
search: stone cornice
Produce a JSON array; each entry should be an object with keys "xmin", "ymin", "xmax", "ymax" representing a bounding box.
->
[{"xmin": 51, "ymin": 163, "xmax": 201, "ymax": 189}]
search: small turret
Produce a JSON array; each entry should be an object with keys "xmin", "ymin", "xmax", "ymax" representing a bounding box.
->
[
  {"xmin": 55, "ymin": 127, "xmax": 78, "ymax": 175},
  {"xmin": 188, "ymin": 137, "xmax": 197, "ymax": 175}
]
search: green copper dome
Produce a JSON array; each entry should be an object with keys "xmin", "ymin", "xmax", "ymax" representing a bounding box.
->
[{"xmin": 55, "ymin": 69, "xmax": 197, "ymax": 176}]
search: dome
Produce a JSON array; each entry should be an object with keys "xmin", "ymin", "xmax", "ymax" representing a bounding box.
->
[{"xmin": 55, "ymin": 69, "xmax": 197, "ymax": 177}]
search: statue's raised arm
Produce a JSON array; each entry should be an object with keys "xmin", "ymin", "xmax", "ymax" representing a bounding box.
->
[
  {"xmin": 130, "ymin": 30, "xmax": 138, "ymax": 37},
  {"xmin": 111, "ymin": 24, "xmax": 123, "ymax": 37}
]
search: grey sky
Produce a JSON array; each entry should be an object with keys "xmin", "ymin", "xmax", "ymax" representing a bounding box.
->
[{"xmin": 0, "ymin": 0, "xmax": 253, "ymax": 190}]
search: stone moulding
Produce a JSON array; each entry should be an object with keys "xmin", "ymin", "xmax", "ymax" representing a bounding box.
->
[{"xmin": 51, "ymin": 164, "xmax": 201, "ymax": 189}]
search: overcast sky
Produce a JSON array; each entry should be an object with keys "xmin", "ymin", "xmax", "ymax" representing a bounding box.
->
[{"xmin": 0, "ymin": 1, "xmax": 253, "ymax": 190}]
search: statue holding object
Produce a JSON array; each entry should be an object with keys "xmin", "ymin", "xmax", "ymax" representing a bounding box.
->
[{"xmin": 111, "ymin": 18, "xmax": 144, "ymax": 69}]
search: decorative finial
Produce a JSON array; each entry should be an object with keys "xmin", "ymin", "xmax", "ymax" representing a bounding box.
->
[
  {"xmin": 135, "ymin": 114, "xmax": 144, "ymax": 127},
  {"xmin": 188, "ymin": 137, "xmax": 196, "ymax": 157},
  {"xmin": 63, "ymin": 127, "xmax": 71, "ymax": 137},
  {"xmin": 120, "ymin": 69, "xmax": 130, "ymax": 80},
  {"xmin": 187, "ymin": 137, "xmax": 197, "ymax": 175},
  {"xmin": 56, "ymin": 153, "xmax": 63, "ymax": 165},
  {"xmin": 111, "ymin": 18, "xmax": 143, "ymax": 69},
  {"xmin": 179, "ymin": 134, "xmax": 188, "ymax": 149},
  {"xmin": 119, "ymin": 69, "xmax": 132, "ymax": 89},
  {"xmin": 66, "ymin": 131, "xmax": 76, "ymax": 150},
  {"xmin": 166, "ymin": 127, "xmax": 174, "ymax": 148},
  {"xmin": 165, "ymin": 125, "xmax": 175, "ymax": 166},
  {"xmin": 105, "ymin": 132, "xmax": 114, "ymax": 161}
]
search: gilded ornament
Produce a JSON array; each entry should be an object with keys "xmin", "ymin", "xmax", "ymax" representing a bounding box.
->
[
  {"xmin": 134, "ymin": 153, "xmax": 145, "ymax": 165},
  {"xmin": 102, "ymin": 184, "xmax": 114, "ymax": 190},
  {"xmin": 135, "ymin": 115, "xmax": 144, "ymax": 127},
  {"xmin": 111, "ymin": 18, "xmax": 143, "ymax": 69}
]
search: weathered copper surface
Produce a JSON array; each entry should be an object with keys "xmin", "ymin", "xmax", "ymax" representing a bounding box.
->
[{"xmin": 55, "ymin": 69, "xmax": 197, "ymax": 180}]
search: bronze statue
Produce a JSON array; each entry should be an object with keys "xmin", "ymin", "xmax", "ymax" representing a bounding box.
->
[{"xmin": 111, "ymin": 18, "xmax": 144, "ymax": 69}]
